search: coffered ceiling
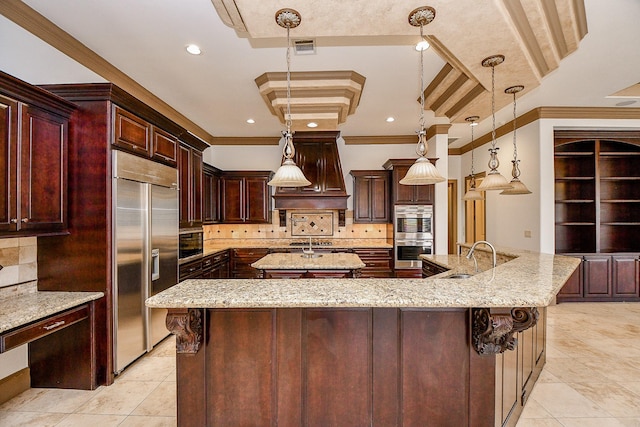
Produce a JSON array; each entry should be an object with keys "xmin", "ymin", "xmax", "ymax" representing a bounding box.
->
[{"xmin": 0, "ymin": 0, "xmax": 638, "ymax": 149}]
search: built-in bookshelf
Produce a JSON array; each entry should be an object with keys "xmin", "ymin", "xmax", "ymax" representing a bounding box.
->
[{"xmin": 554, "ymin": 131, "xmax": 640, "ymax": 254}]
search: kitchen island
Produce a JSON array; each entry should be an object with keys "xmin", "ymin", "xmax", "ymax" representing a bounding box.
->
[
  {"xmin": 147, "ymin": 248, "xmax": 580, "ymax": 427},
  {"xmin": 251, "ymin": 252, "xmax": 365, "ymax": 278}
]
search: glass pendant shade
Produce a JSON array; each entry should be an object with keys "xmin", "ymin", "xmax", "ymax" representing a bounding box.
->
[
  {"xmin": 462, "ymin": 116, "xmax": 484, "ymax": 200},
  {"xmin": 399, "ymin": 156, "xmax": 446, "ymax": 185},
  {"xmin": 463, "ymin": 184, "xmax": 484, "ymax": 200},
  {"xmin": 476, "ymin": 168, "xmax": 512, "ymax": 191},
  {"xmin": 268, "ymin": 158, "xmax": 311, "ymax": 187},
  {"xmin": 501, "ymin": 177, "xmax": 531, "ymax": 195}
]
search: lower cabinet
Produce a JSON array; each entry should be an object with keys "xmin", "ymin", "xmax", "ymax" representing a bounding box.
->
[
  {"xmin": 202, "ymin": 250, "xmax": 230, "ymax": 279},
  {"xmin": 353, "ymin": 248, "xmax": 393, "ymax": 278},
  {"xmin": 495, "ymin": 307, "xmax": 546, "ymax": 427},
  {"xmin": 231, "ymin": 248, "xmax": 269, "ymax": 279},
  {"xmin": 179, "ymin": 259, "xmax": 203, "ymax": 281},
  {"xmin": 261, "ymin": 269, "xmax": 357, "ymax": 279},
  {"xmin": 557, "ymin": 253, "xmax": 640, "ymax": 302}
]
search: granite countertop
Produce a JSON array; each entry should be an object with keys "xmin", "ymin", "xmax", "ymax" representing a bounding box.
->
[
  {"xmin": 0, "ymin": 291, "xmax": 104, "ymax": 334},
  {"xmin": 203, "ymin": 238, "xmax": 393, "ymax": 256},
  {"xmin": 147, "ymin": 247, "xmax": 581, "ymax": 309},
  {"xmin": 252, "ymin": 253, "xmax": 366, "ymax": 270}
]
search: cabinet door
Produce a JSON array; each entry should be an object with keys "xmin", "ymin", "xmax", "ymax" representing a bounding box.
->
[
  {"xmin": 414, "ymin": 184, "xmax": 434, "ymax": 204},
  {"xmin": 221, "ymin": 176, "xmax": 245, "ymax": 223},
  {"xmin": 612, "ymin": 255, "xmax": 640, "ymax": 298},
  {"xmin": 392, "ymin": 165, "xmax": 416, "ymax": 204},
  {"xmin": 178, "ymin": 145, "xmax": 191, "ymax": 228},
  {"xmin": 20, "ymin": 106, "xmax": 67, "ymax": 231},
  {"xmin": 151, "ymin": 127, "xmax": 178, "ymax": 167},
  {"xmin": 245, "ymin": 175, "xmax": 270, "ymax": 223},
  {"xmin": 352, "ymin": 172, "xmax": 390, "ymax": 223},
  {"xmin": 113, "ymin": 106, "xmax": 150, "ymax": 156},
  {"xmin": 556, "ymin": 259, "xmax": 583, "ymax": 299},
  {"xmin": 370, "ymin": 175, "xmax": 390, "ymax": 222},
  {"xmin": 203, "ymin": 168, "xmax": 220, "ymax": 224},
  {"xmin": 191, "ymin": 149, "xmax": 203, "ymax": 225},
  {"xmin": 583, "ymin": 255, "xmax": 612, "ymax": 297},
  {"xmin": 0, "ymin": 94, "xmax": 18, "ymax": 231}
]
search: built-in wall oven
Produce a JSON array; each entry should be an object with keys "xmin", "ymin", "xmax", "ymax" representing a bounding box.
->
[
  {"xmin": 394, "ymin": 205, "xmax": 433, "ymax": 269},
  {"xmin": 179, "ymin": 228, "xmax": 203, "ymax": 263}
]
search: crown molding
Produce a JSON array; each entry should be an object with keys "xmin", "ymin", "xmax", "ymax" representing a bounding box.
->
[{"xmin": 451, "ymin": 106, "xmax": 640, "ymax": 155}]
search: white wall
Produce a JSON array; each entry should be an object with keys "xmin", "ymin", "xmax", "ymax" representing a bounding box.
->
[{"xmin": 459, "ymin": 117, "xmax": 640, "ymax": 254}]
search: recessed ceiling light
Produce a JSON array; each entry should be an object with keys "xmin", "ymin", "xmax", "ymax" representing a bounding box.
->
[
  {"xmin": 246, "ymin": 119, "xmax": 255, "ymax": 124},
  {"xmin": 415, "ymin": 40, "xmax": 430, "ymax": 51},
  {"xmin": 186, "ymin": 44, "xmax": 202, "ymax": 55},
  {"xmin": 386, "ymin": 117, "xmax": 395, "ymax": 123},
  {"xmin": 307, "ymin": 122, "xmax": 318, "ymax": 128}
]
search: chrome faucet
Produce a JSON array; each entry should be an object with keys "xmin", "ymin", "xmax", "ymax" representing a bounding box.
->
[{"xmin": 466, "ymin": 240, "xmax": 497, "ymax": 272}]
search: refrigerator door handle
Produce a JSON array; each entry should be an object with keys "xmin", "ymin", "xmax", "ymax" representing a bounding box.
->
[{"xmin": 151, "ymin": 248, "xmax": 160, "ymax": 281}]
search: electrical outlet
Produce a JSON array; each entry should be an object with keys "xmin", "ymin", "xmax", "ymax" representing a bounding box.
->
[{"xmin": 524, "ymin": 230, "xmax": 532, "ymax": 238}]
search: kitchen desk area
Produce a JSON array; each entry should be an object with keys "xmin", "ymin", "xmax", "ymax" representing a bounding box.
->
[{"xmin": 147, "ymin": 246, "xmax": 580, "ymax": 427}]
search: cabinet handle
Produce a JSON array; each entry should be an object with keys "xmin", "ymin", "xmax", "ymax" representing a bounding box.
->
[
  {"xmin": 10, "ymin": 218, "xmax": 18, "ymax": 224},
  {"xmin": 21, "ymin": 218, "xmax": 29, "ymax": 223},
  {"xmin": 43, "ymin": 320, "xmax": 65, "ymax": 331}
]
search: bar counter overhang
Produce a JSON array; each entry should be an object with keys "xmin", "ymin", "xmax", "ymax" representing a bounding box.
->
[{"xmin": 147, "ymin": 248, "xmax": 580, "ymax": 426}]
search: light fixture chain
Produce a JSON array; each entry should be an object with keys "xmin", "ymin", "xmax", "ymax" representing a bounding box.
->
[
  {"xmin": 286, "ymin": 25, "xmax": 292, "ymax": 133},
  {"xmin": 512, "ymin": 91, "xmax": 518, "ymax": 161},
  {"xmin": 470, "ymin": 121, "xmax": 475, "ymax": 176},
  {"xmin": 491, "ymin": 64, "xmax": 496, "ymax": 149},
  {"xmin": 419, "ymin": 23, "xmax": 425, "ymax": 131}
]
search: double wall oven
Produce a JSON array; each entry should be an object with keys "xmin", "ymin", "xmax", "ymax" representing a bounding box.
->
[{"xmin": 394, "ymin": 205, "xmax": 433, "ymax": 269}]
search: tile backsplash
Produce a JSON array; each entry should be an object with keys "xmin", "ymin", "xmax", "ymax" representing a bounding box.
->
[
  {"xmin": 205, "ymin": 210, "xmax": 392, "ymax": 241},
  {"xmin": 0, "ymin": 237, "xmax": 38, "ymax": 291}
]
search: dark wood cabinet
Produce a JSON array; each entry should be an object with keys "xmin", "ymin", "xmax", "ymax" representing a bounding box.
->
[
  {"xmin": 179, "ymin": 143, "xmax": 203, "ymax": 228},
  {"xmin": 350, "ymin": 170, "xmax": 390, "ymax": 223},
  {"xmin": 230, "ymin": 248, "xmax": 269, "ymax": 278},
  {"xmin": 383, "ymin": 158, "xmax": 435, "ymax": 204},
  {"xmin": 0, "ymin": 72, "xmax": 74, "ymax": 236},
  {"xmin": 203, "ymin": 163, "xmax": 222, "ymax": 224},
  {"xmin": 36, "ymin": 82, "xmax": 208, "ymax": 386},
  {"xmin": 202, "ymin": 250, "xmax": 230, "ymax": 279},
  {"xmin": 555, "ymin": 131, "xmax": 640, "ymax": 302},
  {"xmin": 220, "ymin": 171, "xmax": 273, "ymax": 224},
  {"xmin": 353, "ymin": 248, "xmax": 394, "ymax": 278},
  {"xmin": 113, "ymin": 106, "xmax": 177, "ymax": 167},
  {"xmin": 557, "ymin": 253, "xmax": 640, "ymax": 302},
  {"xmin": 422, "ymin": 258, "xmax": 449, "ymax": 277}
]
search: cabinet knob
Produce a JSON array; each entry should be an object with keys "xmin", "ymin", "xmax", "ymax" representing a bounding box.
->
[
  {"xmin": 21, "ymin": 218, "xmax": 29, "ymax": 223},
  {"xmin": 10, "ymin": 218, "xmax": 18, "ymax": 223}
]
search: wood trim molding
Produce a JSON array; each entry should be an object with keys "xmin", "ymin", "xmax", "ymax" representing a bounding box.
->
[
  {"xmin": 211, "ymin": 136, "xmax": 281, "ymax": 145},
  {"xmin": 452, "ymin": 106, "xmax": 640, "ymax": 155},
  {"xmin": 0, "ymin": 367, "xmax": 30, "ymax": 405},
  {"xmin": 427, "ymin": 124, "xmax": 452, "ymax": 140},
  {"xmin": 0, "ymin": 1, "xmax": 215, "ymax": 146}
]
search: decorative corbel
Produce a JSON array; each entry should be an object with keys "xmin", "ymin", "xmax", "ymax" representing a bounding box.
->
[
  {"xmin": 472, "ymin": 307, "xmax": 539, "ymax": 355},
  {"xmin": 166, "ymin": 308, "xmax": 204, "ymax": 354}
]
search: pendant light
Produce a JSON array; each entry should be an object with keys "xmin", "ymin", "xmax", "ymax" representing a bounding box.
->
[
  {"xmin": 476, "ymin": 55, "xmax": 513, "ymax": 191},
  {"xmin": 267, "ymin": 9, "xmax": 311, "ymax": 188},
  {"xmin": 501, "ymin": 85, "xmax": 532, "ymax": 195},
  {"xmin": 399, "ymin": 6, "xmax": 446, "ymax": 186},
  {"xmin": 463, "ymin": 116, "xmax": 484, "ymax": 201}
]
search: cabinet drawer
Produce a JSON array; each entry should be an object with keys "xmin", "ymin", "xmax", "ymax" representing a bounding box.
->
[
  {"xmin": 113, "ymin": 106, "xmax": 150, "ymax": 155},
  {"xmin": 422, "ymin": 261, "xmax": 448, "ymax": 277},
  {"xmin": 180, "ymin": 259, "xmax": 203, "ymax": 279},
  {"xmin": 151, "ymin": 127, "xmax": 178, "ymax": 166},
  {"xmin": 354, "ymin": 249, "xmax": 392, "ymax": 258},
  {"xmin": 1, "ymin": 304, "xmax": 89, "ymax": 353}
]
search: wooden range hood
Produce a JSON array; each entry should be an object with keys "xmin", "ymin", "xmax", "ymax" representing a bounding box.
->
[{"xmin": 273, "ymin": 131, "xmax": 349, "ymax": 225}]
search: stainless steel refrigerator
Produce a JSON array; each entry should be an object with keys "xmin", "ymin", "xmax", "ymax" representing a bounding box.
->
[{"xmin": 112, "ymin": 150, "xmax": 179, "ymax": 374}]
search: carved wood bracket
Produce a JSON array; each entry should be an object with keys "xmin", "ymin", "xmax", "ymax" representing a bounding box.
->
[
  {"xmin": 472, "ymin": 307, "xmax": 539, "ymax": 355},
  {"xmin": 166, "ymin": 308, "xmax": 204, "ymax": 354}
]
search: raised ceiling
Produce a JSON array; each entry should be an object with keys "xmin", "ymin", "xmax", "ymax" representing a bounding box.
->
[{"xmin": 214, "ymin": 0, "xmax": 587, "ymax": 126}]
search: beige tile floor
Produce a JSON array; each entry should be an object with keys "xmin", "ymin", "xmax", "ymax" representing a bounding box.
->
[{"xmin": 1, "ymin": 302, "xmax": 640, "ymax": 426}]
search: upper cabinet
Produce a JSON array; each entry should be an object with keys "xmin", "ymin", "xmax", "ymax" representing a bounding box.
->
[
  {"xmin": 0, "ymin": 72, "xmax": 75, "ymax": 236},
  {"xmin": 220, "ymin": 171, "xmax": 273, "ymax": 224},
  {"xmin": 179, "ymin": 144, "xmax": 203, "ymax": 228},
  {"xmin": 203, "ymin": 163, "xmax": 222, "ymax": 224},
  {"xmin": 383, "ymin": 159, "xmax": 435, "ymax": 205},
  {"xmin": 350, "ymin": 170, "xmax": 391, "ymax": 223}
]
